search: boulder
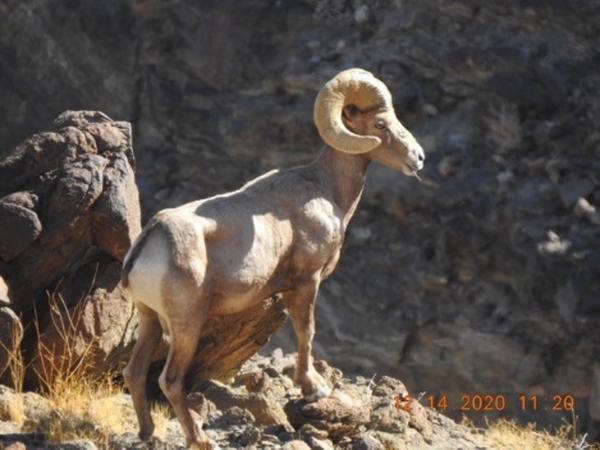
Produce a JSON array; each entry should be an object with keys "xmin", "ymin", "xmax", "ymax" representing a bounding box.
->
[
  {"xmin": 283, "ymin": 440, "xmax": 311, "ymax": 450},
  {"xmin": 0, "ymin": 111, "xmax": 140, "ymax": 381},
  {"xmin": 0, "ymin": 198, "xmax": 42, "ymax": 263},
  {"xmin": 34, "ymin": 257, "xmax": 137, "ymax": 376},
  {"xmin": 203, "ymin": 380, "xmax": 291, "ymax": 428}
]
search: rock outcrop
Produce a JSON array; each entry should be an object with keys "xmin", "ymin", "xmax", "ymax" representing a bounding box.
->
[
  {"xmin": 0, "ymin": 111, "xmax": 140, "ymax": 378},
  {"xmin": 0, "ymin": 352, "xmax": 495, "ymax": 450}
]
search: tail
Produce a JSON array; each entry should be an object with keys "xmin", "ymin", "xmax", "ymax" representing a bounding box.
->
[{"xmin": 121, "ymin": 218, "xmax": 158, "ymax": 288}]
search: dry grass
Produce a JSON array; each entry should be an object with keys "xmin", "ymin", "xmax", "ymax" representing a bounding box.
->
[
  {"xmin": 28, "ymin": 290, "xmax": 131, "ymax": 445},
  {"xmin": 32, "ymin": 285, "xmax": 97, "ymax": 393},
  {"xmin": 42, "ymin": 379, "xmax": 129, "ymax": 445},
  {"xmin": 0, "ymin": 281, "xmax": 174, "ymax": 447},
  {"xmin": 0, "ymin": 316, "xmax": 26, "ymax": 425},
  {"xmin": 151, "ymin": 401, "xmax": 171, "ymax": 440},
  {"xmin": 1, "ymin": 328, "xmax": 25, "ymax": 394},
  {"xmin": 0, "ymin": 287, "xmax": 142, "ymax": 446},
  {"xmin": 480, "ymin": 417, "xmax": 600, "ymax": 450},
  {"xmin": 0, "ymin": 388, "xmax": 24, "ymax": 425}
]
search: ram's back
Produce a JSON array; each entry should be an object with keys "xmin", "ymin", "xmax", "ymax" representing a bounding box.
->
[{"xmin": 123, "ymin": 164, "xmax": 343, "ymax": 315}]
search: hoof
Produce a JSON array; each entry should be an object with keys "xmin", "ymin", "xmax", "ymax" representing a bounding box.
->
[
  {"xmin": 138, "ymin": 426, "xmax": 154, "ymax": 442},
  {"xmin": 303, "ymin": 386, "xmax": 332, "ymax": 403}
]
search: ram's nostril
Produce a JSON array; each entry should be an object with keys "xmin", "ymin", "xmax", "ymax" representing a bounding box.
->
[{"xmin": 418, "ymin": 152, "xmax": 425, "ymax": 162}]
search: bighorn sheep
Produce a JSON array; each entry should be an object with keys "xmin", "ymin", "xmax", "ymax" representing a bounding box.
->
[{"xmin": 122, "ymin": 68, "xmax": 425, "ymax": 448}]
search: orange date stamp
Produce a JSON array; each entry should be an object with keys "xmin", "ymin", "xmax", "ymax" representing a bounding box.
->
[{"xmin": 418, "ymin": 394, "xmax": 577, "ymax": 413}]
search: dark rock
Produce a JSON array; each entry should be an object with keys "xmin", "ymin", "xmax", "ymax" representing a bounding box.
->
[
  {"xmin": 285, "ymin": 388, "xmax": 370, "ymax": 441},
  {"xmin": 34, "ymin": 258, "xmax": 137, "ymax": 376},
  {"xmin": 557, "ymin": 179, "xmax": 594, "ymax": 208},
  {"xmin": 589, "ymin": 363, "xmax": 600, "ymax": 422},
  {"xmin": 91, "ymin": 152, "xmax": 141, "ymax": 260},
  {"xmin": 0, "ymin": 200, "xmax": 42, "ymax": 262},
  {"xmin": 0, "ymin": 111, "xmax": 141, "ymax": 381},
  {"xmin": 304, "ymin": 436, "xmax": 334, "ymax": 450},
  {"xmin": 42, "ymin": 153, "xmax": 107, "ymax": 247},
  {"xmin": 0, "ymin": 308, "xmax": 23, "ymax": 378},
  {"xmin": 211, "ymin": 406, "xmax": 255, "ymax": 428},
  {"xmin": 348, "ymin": 433, "xmax": 385, "ymax": 450}
]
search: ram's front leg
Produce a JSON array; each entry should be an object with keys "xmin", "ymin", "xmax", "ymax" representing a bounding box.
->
[{"xmin": 286, "ymin": 274, "xmax": 332, "ymax": 402}]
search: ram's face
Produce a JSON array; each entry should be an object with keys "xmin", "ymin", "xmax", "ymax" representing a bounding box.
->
[{"xmin": 342, "ymin": 107, "xmax": 425, "ymax": 176}]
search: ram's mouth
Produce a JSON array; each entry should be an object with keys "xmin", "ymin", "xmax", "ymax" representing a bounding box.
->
[{"xmin": 401, "ymin": 161, "xmax": 422, "ymax": 180}]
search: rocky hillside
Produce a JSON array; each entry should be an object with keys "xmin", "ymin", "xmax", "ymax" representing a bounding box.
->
[
  {"xmin": 1, "ymin": 0, "xmax": 599, "ymax": 434},
  {"xmin": 0, "ymin": 351, "xmax": 525, "ymax": 449}
]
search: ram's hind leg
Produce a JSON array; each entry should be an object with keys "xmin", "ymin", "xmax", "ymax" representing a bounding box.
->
[
  {"xmin": 123, "ymin": 303, "xmax": 162, "ymax": 441},
  {"xmin": 159, "ymin": 279, "xmax": 217, "ymax": 449},
  {"xmin": 287, "ymin": 274, "xmax": 332, "ymax": 402},
  {"xmin": 160, "ymin": 317, "xmax": 219, "ymax": 449}
]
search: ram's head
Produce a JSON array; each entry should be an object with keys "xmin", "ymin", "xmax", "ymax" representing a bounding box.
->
[{"xmin": 314, "ymin": 68, "xmax": 425, "ymax": 176}]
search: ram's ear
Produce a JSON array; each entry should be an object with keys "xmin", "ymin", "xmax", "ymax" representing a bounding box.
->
[
  {"xmin": 342, "ymin": 104, "xmax": 360, "ymax": 120},
  {"xmin": 342, "ymin": 104, "xmax": 362, "ymax": 131}
]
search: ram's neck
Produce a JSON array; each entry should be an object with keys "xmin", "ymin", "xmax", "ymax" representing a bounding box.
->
[{"xmin": 315, "ymin": 146, "xmax": 370, "ymax": 229}]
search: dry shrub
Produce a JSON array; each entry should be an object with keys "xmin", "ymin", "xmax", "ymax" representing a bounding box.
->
[
  {"xmin": 33, "ymin": 282, "xmax": 98, "ymax": 393},
  {"xmin": 483, "ymin": 418, "xmax": 599, "ymax": 450},
  {"xmin": 0, "ymin": 279, "xmax": 170, "ymax": 447},
  {"xmin": 151, "ymin": 401, "xmax": 171, "ymax": 440},
  {"xmin": 24, "ymin": 288, "xmax": 135, "ymax": 445},
  {"xmin": 0, "ymin": 319, "xmax": 26, "ymax": 425},
  {"xmin": 0, "ymin": 325, "xmax": 25, "ymax": 394}
]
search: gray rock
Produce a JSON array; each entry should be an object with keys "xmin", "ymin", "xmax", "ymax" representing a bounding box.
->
[
  {"xmin": 0, "ymin": 385, "xmax": 22, "ymax": 422},
  {"xmin": 349, "ymin": 433, "xmax": 385, "ymax": 450},
  {"xmin": 0, "ymin": 201, "xmax": 42, "ymax": 262},
  {"xmin": 282, "ymin": 440, "xmax": 311, "ymax": 450}
]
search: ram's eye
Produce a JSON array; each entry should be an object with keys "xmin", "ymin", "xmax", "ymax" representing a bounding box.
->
[{"xmin": 374, "ymin": 120, "xmax": 387, "ymax": 130}]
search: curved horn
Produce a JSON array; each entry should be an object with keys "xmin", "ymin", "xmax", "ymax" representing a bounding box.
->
[{"xmin": 313, "ymin": 68, "xmax": 393, "ymax": 154}]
